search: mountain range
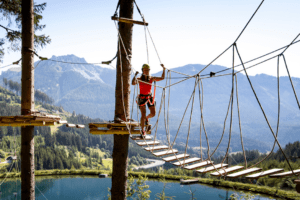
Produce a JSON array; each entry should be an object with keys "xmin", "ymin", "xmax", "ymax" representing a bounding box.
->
[{"xmin": 1, "ymin": 54, "xmax": 300, "ymax": 153}]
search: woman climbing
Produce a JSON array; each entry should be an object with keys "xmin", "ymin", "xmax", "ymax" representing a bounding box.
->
[{"xmin": 132, "ymin": 63, "xmax": 165, "ymax": 136}]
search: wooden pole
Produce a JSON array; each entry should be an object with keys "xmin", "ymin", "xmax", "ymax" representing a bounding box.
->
[
  {"xmin": 21, "ymin": 0, "xmax": 35, "ymax": 199},
  {"xmin": 111, "ymin": 0, "xmax": 134, "ymax": 199}
]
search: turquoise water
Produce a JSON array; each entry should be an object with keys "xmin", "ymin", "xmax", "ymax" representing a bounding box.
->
[{"xmin": 0, "ymin": 177, "xmax": 278, "ymax": 200}]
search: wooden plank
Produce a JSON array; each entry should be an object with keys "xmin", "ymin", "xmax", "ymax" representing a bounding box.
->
[
  {"xmin": 58, "ymin": 120, "xmax": 67, "ymax": 124},
  {"xmin": 197, "ymin": 163, "xmax": 228, "ymax": 173},
  {"xmin": 76, "ymin": 124, "xmax": 85, "ymax": 128},
  {"xmin": 89, "ymin": 129, "xmax": 150, "ymax": 135},
  {"xmin": 35, "ymin": 117, "xmax": 58, "ymax": 122},
  {"xmin": 136, "ymin": 141, "xmax": 160, "ymax": 146},
  {"xmin": 173, "ymin": 157, "xmax": 201, "ymax": 166},
  {"xmin": 89, "ymin": 122, "xmax": 140, "ymax": 129},
  {"xmin": 130, "ymin": 135, "xmax": 152, "ymax": 140},
  {"xmin": 227, "ymin": 167, "xmax": 262, "ymax": 178},
  {"xmin": 269, "ymin": 169, "xmax": 300, "ymax": 178},
  {"xmin": 66, "ymin": 124, "xmax": 76, "ymax": 128},
  {"xmin": 89, "ymin": 123, "xmax": 109, "ymax": 128},
  {"xmin": 144, "ymin": 145, "xmax": 169, "ymax": 151},
  {"xmin": 15, "ymin": 117, "xmax": 31, "ymax": 122},
  {"xmin": 121, "ymin": 121, "xmax": 139, "ymax": 126},
  {"xmin": 153, "ymin": 149, "xmax": 178, "ymax": 157},
  {"xmin": 210, "ymin": 166, "xmax": 244, "ymax": 177},
  {"xmin": 0, "ymin": 122, "xmax": 56, "ymax": 126},
  {"xmin": 294, "ymin": 180, "xmax": 300, "ymax": 184},
  {"xmin": 184, "ymin": 161, "xmax": 213, "ymax": 170},
  {"xmin": 246, "ymin": 168, "xmax": 284, "ymax": 179},
  {"xmin": 111, "ymin": 16, "xmax": 148, "ymax": 26},
  {"xmin": 162, "ymin": 154, "xmax": 189, "ymax": 162}
]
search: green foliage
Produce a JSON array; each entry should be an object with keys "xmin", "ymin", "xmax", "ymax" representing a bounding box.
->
[
  {"xmin": 0, "ymin": 149, "xmax": 5, "ymax": 158},
  {"xmin": 184, "ymin": 185, "xmax": 197, "ymax": 200},
  {"xmin": 106, "ymin": 175, "xmax": 150, "ymax": 200},
  {"xmin": 230, "ymin": 192, "xmax": 255, "ymax": 200},
  {"xmin": 127, "ymin": 175, "xmax": 151, "ymax": 200},
  {"xmin": 155, "ymin": 178, "xmax": 175, "ymax": 200},
  {"xmin": 0, "ymin": 1, "xmax": 51, "ymax": 61}
]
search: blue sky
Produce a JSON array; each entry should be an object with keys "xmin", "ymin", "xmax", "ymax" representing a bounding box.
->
[{"xmin": 0, "ymin": 0, "xmax": 299, "ymax": 77}]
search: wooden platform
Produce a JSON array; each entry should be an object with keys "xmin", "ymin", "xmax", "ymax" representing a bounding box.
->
[
  {"xmin": 197, "ymin": 163, "xmax": 228, "ymax": 173},
  {"xmin": 153, "ymin": 149, "xmax": 178, "ymax": 157},
  {"xmin": 246, "ymin": 168, "xmax": 284, "ymax": 179},
  {"xmin": 136, "ymin": 141, "xmax": 159, "ymax": 146},
  {"xmin": 162, "ymin": 154, "xmax": 190, "ymax": 162},
  {"xmin": 226, "ymin": 167, "xmax": 262, "ymax": 178},
  {"xmin": 210, "ymin": 166, "xmax": 244, "ymax": 177},
  {"xmin": 131, "ymin": 135, "xmax": 152, "ymax": 140},
  {"xmin": 180, "ymin": 178, "xmax": 200, "ymax": 185},
  {"xmin": 144, "ymin": 145, "xmax": 169, "ymax": 151},
  {"xmin": 172, "ymin": 157, "xmax": 201, "ymax": 166},
  {"xmin": 89, "ymin": 122, "xmax": 151, "ymax": 135},
  {"xmin": 0, "ymin": 113, "xmax": 61, "ymax": 127},
  {"xmin": 184, "ymin": 160, "xmax": 213, "ymax": 170},
  {"xmin": 269, "ymin": 169, "xmax": 300, "ymax": 178}
]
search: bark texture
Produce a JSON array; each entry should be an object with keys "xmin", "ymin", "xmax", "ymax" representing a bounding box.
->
[
  {"xmin": 111, "ymin": 0, "xmax": 134, "ymax": 199},
  {"xmin": 21, "ymin": 0, "xmax": 35, "ymax": 199}
]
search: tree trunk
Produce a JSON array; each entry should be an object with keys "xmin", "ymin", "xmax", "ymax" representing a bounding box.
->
[
  {"xmin": 21, "ymin": 0, "xmax": 35, "ymax": 199},
  {"xmin": 111, "ymin": 0, "xmax": 134, "ymax": 199}
]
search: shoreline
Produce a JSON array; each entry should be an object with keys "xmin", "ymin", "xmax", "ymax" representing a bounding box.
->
[{"xmin": 1, "ymin": 169, "xmax": 299, "ymax": 200}]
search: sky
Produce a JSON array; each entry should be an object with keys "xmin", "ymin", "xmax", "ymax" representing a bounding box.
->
[{"xmin": 0, "ymin": 0, "xmax": 299, "ymax": 77}]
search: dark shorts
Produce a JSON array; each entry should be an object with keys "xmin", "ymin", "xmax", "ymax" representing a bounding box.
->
[{"xmin": 137, "ymin": 95, "xmax": 156, "ymax": 108}]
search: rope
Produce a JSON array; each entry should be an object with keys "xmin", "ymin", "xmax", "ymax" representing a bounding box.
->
[
  {"xmin": 234, "ymin": 0, "xmax": 265, "ymax": 43},
  {"xmin": 113, "ymin": 0, "xmax": 120, "ymax": 16},
  {"xmin": 34, "ymin": 59, "xmax": 43, "ymax": 69},
  {"xmin": 163, "ymin": 71, "xmax": 171, "ymax": 146},
  {"xmin": 144, "ymin": 21, "xmax": 149, "ymax": 64},
  {"xmin": 198, "ymin": 78, "xmax": 203, "ymax": 161},
  {"xmin": 235, "ymin": 44, "xmax": 295, "ymax": 174},
  {"xmin": 47, "ymin": 59, "xmax": 103, "ymax": 65},
  {"xmin": 282, "ymin": 54, "xmax": 300, "ymax": 109},
  {"xmin": 197, "ymin": 0, "xmax": 264, "ymax": 76},
  {"xmin": 235, "ymin": 74, "xmax": 247, "ymax": 168},
  {"xmin": 117, "ymin": 33, "xmax": 130, "ymax": 128},
  {"xmin": 209, "ymin": 80, "xmax": 234, "ymax": 158},
  {"xmin": 210, "ymin": 39, "xmax": 300, "ymax": 77},
  {"xmin": 198, "ymin": 44, "xmax": 233, "ymax": 75},
  {"xmin": 196, "ymin": 78, "xmax": 224, "ymax": 176},
  {"xmin": 0, "ymin": 63, "xmax": 14, "ymax": 69},
  {"xmin": 221, "ymin": 45, "xmax": 235, "ymax": 169},
  {"xmin": 281, "ymin": 33, "xmax": 300, "ymax": 55},
  {"xmin": 183, "ymin": 77, "xmax": 197, "ymax": 168},
  {"xmin": 234, "ymin": 55, "xmax": 278, "ymax": 74},
  {"xmin": 169, "ymin": 80, "xmax": 198, "ymax": 150},
  {"xmin": 164, "ymin": 76, "xmax": 195, "ymax": 89},
  {"xmin": 249, "ymin": 55, "xmax": 281, "ymax": 168},
  {"xmin": 146, "ymin": 26, "xmax": 162, "ymax": 65}
]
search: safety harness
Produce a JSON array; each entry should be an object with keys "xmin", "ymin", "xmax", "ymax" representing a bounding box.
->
[{"xmin": 137, "ymin": 81, "xmax": 156, "ymax": 107}]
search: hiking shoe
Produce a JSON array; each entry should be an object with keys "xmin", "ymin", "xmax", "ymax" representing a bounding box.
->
[{"xmin": 141, "ymin": 130, "xmax": 146, "ymax": 137}]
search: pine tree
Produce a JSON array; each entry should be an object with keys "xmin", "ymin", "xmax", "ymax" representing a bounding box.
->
[{"xmin": 0, "ymin": 0, "xmax": 50, "ymax": 62}]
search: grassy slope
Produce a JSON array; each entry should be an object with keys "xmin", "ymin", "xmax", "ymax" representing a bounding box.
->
[{"xmin": 0, "ymin": 87, "xmax": 110, "ymax": 170}]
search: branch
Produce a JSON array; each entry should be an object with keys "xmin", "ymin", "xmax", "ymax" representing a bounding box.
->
[{"xmin": 0, "ymin": 24, "xmax": 18, "ymax": 33}]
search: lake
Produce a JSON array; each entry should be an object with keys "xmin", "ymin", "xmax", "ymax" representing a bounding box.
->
[{"xmin": 0, "ymin": 176, "xmax": 279, "ymax": 199}]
